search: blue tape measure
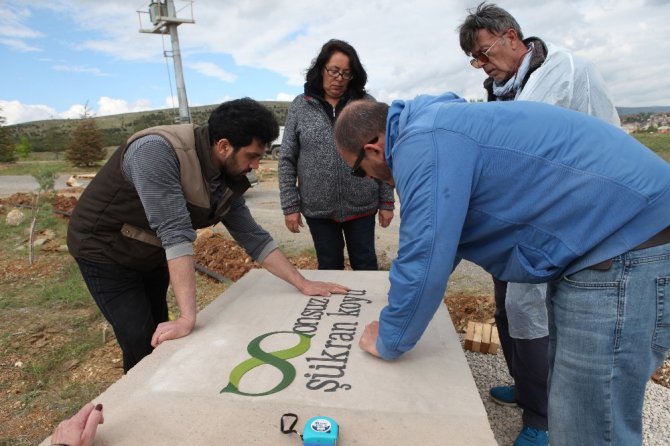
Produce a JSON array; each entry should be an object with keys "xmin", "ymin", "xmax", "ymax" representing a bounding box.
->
[
  {"xmin": 281, "ymin": 413, "xmax": 340, "ymax": 446},
  {"xmin": 303, "ymin": 416, "xmax": 339, "ymax": 446}
]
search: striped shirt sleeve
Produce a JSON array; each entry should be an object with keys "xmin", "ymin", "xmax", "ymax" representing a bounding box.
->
[
  {"xmin": 122, "ymin": 135, "xmax": 196, "ymax": 260},
  {"xmin": 222, "ymin": 195, "xmax": 277, "ymax": 263}
]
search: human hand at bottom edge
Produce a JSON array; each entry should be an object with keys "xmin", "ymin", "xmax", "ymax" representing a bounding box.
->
[{"xmin": 51, "ymin": 402, "xmax": 104, "ymax": 446}]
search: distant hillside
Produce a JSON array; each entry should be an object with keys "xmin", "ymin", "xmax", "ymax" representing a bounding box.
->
[
  {"xmin": 5, "ymin": 101, "xmax": 291, "ymax": 153},
  {"xmin": 617, "ymin": 106, "xmax": 670, "ymax": 116},
  {"xmin": 6, "ymin": 101, "xmax": 668, "ymax": 153}
]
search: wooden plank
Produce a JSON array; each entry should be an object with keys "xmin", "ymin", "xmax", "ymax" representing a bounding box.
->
[
  {"xmin": 472, "ymin": 322, "xmax": 483, "ymax": 353},
  {"xmin": 488, "ymin": 325, "xmax": 500, "ymax": 355},
  {"xmin": 464, "ymin": 321, "xmax": 475, "ymax": 351},
  {"xmin": 481, "ymin": 323, "xmax": 492, "ymax": 353}
]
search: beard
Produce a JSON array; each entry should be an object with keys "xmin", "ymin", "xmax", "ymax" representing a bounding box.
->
[{"xmin": 222, "ymin": 156, "xmax": 250, "ymax": 179}]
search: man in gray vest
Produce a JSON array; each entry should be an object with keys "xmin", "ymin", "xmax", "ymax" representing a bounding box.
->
[{"xmin": 67, "ymin": 98, "xmax": 348, "ymax": 372}]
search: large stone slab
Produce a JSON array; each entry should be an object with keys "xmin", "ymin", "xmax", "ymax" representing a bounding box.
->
[{"xmin": 43, "ymin": 270, "xmax": 495, "ymax": 445}]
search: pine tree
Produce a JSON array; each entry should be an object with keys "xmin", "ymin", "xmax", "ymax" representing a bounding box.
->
[
  {"xmin": 15, "ymin": 135, "xmax": 33, "ymax": 159},
  {"xmin": 65, "ymin": 109, "xmax": 106, "ymax": 167},
  {"xmin": 0, "ymin": 109, "xmax": 17, "ymax": 163}
]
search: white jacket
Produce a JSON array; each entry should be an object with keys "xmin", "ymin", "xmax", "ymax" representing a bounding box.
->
[{"xmin": 508, "ymin": 42, "xmax": 620, "ymax": 339}]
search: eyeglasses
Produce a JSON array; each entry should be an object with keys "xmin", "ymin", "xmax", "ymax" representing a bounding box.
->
[
  {"xmin": 325, "ymin": 66, "xmax": 354, "ymax": 80},
  {"xmin": 350, "ymin": 136, "xmax": 378, "ymax": 178},
  {"xmin": 470, "ymin": 34, "xmax": 505, "ymax": 68}
]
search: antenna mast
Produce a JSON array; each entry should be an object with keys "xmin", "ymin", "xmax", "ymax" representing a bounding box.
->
[{"xmin": 138, "ymin": 1, "xmax": 195, "ymax": 123}]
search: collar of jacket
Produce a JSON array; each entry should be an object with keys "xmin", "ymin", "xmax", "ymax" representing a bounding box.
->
[
  {"xmin": 194, "ymin": 125, "xmax": 219, "ymax": 183},
  {"xmin": 484, "ymin": 36, "xmax": 548, "ymax": 102},
  {"xmin": 304, "ymin": 84, "xmax": 352, "ymax": 121}
]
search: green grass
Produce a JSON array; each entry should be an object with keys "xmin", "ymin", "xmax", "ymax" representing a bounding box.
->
[
  {"xmin": 0, "ymin": 160, "xmax": 100, "ymax": 176},
  {"xmin": 0, "ymin": 147, "xmax": 116, "ymax": 176},
  {"xmin": 632, "ymin": 133, "xmax": 670, "ymax": 162},
  {"xmin": 0, "ymin": 199, "xmax": 85, "ymax": 310},
  {"xmin": 18, "ymin": 316, "xmax": 105, "ymax": 419},
  {"xmin": 0, "ymin": 198, "xmax": 63, "ymax": 251},
  {"xmin": 28, "ymin": 327, "xmax": 101, "ymax": 386},
  {"xmin": 36, "ymin": 261, "xmax": 92, "ymax": 308}
]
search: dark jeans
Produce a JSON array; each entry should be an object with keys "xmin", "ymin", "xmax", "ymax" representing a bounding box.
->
[
  {"xmin": 493, "ymin": 277, "xmax": 549, "ymax": 431},
  {"xmin": 305, "ymin": 215, "xmax": 378, "ymax": 270},
  {"xmin": 76, "ymin": 257, "xmax": 170, "ymax": 373}
]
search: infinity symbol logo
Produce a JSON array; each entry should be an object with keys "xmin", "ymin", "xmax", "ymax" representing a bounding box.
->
[{"xmin": 221, "ymin": 331, "xmax": 312, "ymax": 397}]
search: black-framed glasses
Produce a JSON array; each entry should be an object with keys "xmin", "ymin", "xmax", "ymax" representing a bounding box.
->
[
  {"xmin": 470, "ymin": 34, "xmax": 505, "ymax": 68},
  {"xmin": 325, "ymin": 66, "xmax": 354, "ymax": 80},
  {"xmin": 350, "ymin": 136, "xmax": 378, "ymax": 178}
]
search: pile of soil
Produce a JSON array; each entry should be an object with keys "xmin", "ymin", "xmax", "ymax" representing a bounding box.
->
[
  {"xmin": 193, "ymin": 229, "xmax": 258, "ymax": 282},
  {"xmin": 193, "ymin": 229, "xmax": 318, "ymax": 282},
  {"xmin": 0, "ymin": 192, "xmax": 34, "ymax": 207},
  {"xmin": 445, "ymin": 292, "xmax": 496, "ymax": 333},
  {"xmin": 52, "ymin": 195, "xmax": 78, "ymax": 215}
]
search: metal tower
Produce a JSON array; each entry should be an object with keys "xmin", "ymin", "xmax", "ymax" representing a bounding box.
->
[{"xmin": 138, "ymin": 1, "xmax": 195, "ymax": 123}]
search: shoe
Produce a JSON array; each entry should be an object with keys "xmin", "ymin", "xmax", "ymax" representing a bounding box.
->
[
  {"xmin": 513, "ymin": 426, "xmax": 548, "ymax": 446},
  {"xmin": 489, "ymin": 384, "xmax": 517, "ymax": 406}
]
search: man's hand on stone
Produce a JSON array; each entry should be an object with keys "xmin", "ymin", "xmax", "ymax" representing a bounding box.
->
[
  {"xmin": 299, "ymin": 280, "xmax": 349, "ymax": 297},
  {"xmin": 359, "ymin": 321, "xmax": 381, "ymax": 358},
  {"xmin": 151, "ymin": 316, "xmax": 195, "ymax": 347}
]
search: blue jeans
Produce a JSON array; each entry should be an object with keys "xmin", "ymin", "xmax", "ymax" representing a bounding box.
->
[
  {"xmin": 75, "ymin": 257, "xmax": 170, "ymax": 373},
  {"xmin": 547, "ymin": 242, "xmax": 670, "ymax": 445},
  {"xmin": 305, "ymin": 215, "xmax": 378, "ymax": 270}
]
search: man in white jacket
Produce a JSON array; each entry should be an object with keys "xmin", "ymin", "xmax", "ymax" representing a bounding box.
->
[{"xmin": 458, "ymin": 3, "xmax": 619, "ymax": 446}]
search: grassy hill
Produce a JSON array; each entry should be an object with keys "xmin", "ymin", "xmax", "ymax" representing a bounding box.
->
[
  {"xmin": 5, "ymin": 101, "xmax": 291, "ymax": 153},
  {"xmin": 5, "ymin": 101, "xmax": 669, "ymax": 158}
]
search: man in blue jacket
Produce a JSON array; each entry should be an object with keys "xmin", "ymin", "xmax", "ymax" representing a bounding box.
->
[{"xmin": 334, "ymin": 94, "xmax": 670, "ymax": 446}]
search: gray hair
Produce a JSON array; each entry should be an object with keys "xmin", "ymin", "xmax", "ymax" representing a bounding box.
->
[
  {"xmin": 334, "ymin": 100, "xmax": 389, "ymax": 155},
  {"xmin": 458, "ymin": 2, "xmax": 524, "ymax": 55}
]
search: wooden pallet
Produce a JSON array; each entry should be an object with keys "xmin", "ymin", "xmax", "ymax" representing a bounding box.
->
[{"xmin": 463, "ymin": 321, "xmax": 499, "ymax": 355}]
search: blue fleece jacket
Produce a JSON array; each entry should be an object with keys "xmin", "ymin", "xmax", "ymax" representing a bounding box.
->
[{"xmin": 377, "ymin": 92, "xmax": 670, "ymax": 359}]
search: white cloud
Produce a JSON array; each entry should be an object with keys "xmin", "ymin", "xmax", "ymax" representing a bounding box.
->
[
  {"xmin": 0, "ymin": 38, "xmax": 40, "ymax": 52},
  {"xmin": 3, "ymin": 0, "xmax": 670, "ymax": 108},
  {"xmin": 0, "ymin": 3, "xmax": 43, "ymax": 52},
  {"xmin": 0, "ymin": 100, "xmax": 57, "ymax": 124},
  {"xmin": 61, "ymin": 104, "xmax": 88, "ymax": 120},
  {"xmin": 0, "ymin": 97, "xmax": 156, "ymax": 125},
  {"xmin": 51, "ymin": 64, "xmax": 110, "ymax": 76},
  {"xmin": 164, "ymin": 95, "xmax": 178, "ymax": 108},
  {"xmin": 97, "ymin": 97, "xmax": 152, "ymax": 116},
  {"xmin": 187, "ymin": 62, "xmax": 236, "ymax": 82},
  {"xmin": 0, "ymin": 5, "xmax": 42, "ymax": 39},
  {"xmin": 276, "ymin": 92, "xmax": 296, "ymax": 102}
]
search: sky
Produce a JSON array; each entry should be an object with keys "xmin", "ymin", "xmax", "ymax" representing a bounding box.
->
[{"xmin": 1, "ymin": 0, "xmax": 668, "ymax": 125}]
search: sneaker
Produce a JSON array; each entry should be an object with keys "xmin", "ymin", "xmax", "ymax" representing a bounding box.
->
[
  {"xmin": 489, "ymin": 385, "xmax": 517, "ymax": 406},
  {"xmin": 513, "ymin": 426, "xmax": 548, "ymax": 446}
]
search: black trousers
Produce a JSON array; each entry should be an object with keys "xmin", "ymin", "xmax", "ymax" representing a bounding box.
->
[
  {"xmin": 493, "ymin": 277, "xmax": 549, "ymax": 431},
  {"xmin": 305, "ymin": 215, "xmax": 378, "ymax": 270},
  {"xmin": 76, "ymin": 257, "xmax": 170, "ymax": 373}
]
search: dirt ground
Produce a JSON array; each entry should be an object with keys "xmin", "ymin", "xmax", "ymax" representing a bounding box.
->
[{"xmin": 1, "ymin": 181, "xmax": 669, "ymax": 444}]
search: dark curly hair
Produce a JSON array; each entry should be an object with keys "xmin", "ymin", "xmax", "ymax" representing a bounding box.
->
[
  {"xmin": 305, "ymin": 39, "xmax": 367, "ymax": 99},
  {"xmin": 208, "ymin": 98, "xmax": 279, "ymax": 151}
]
